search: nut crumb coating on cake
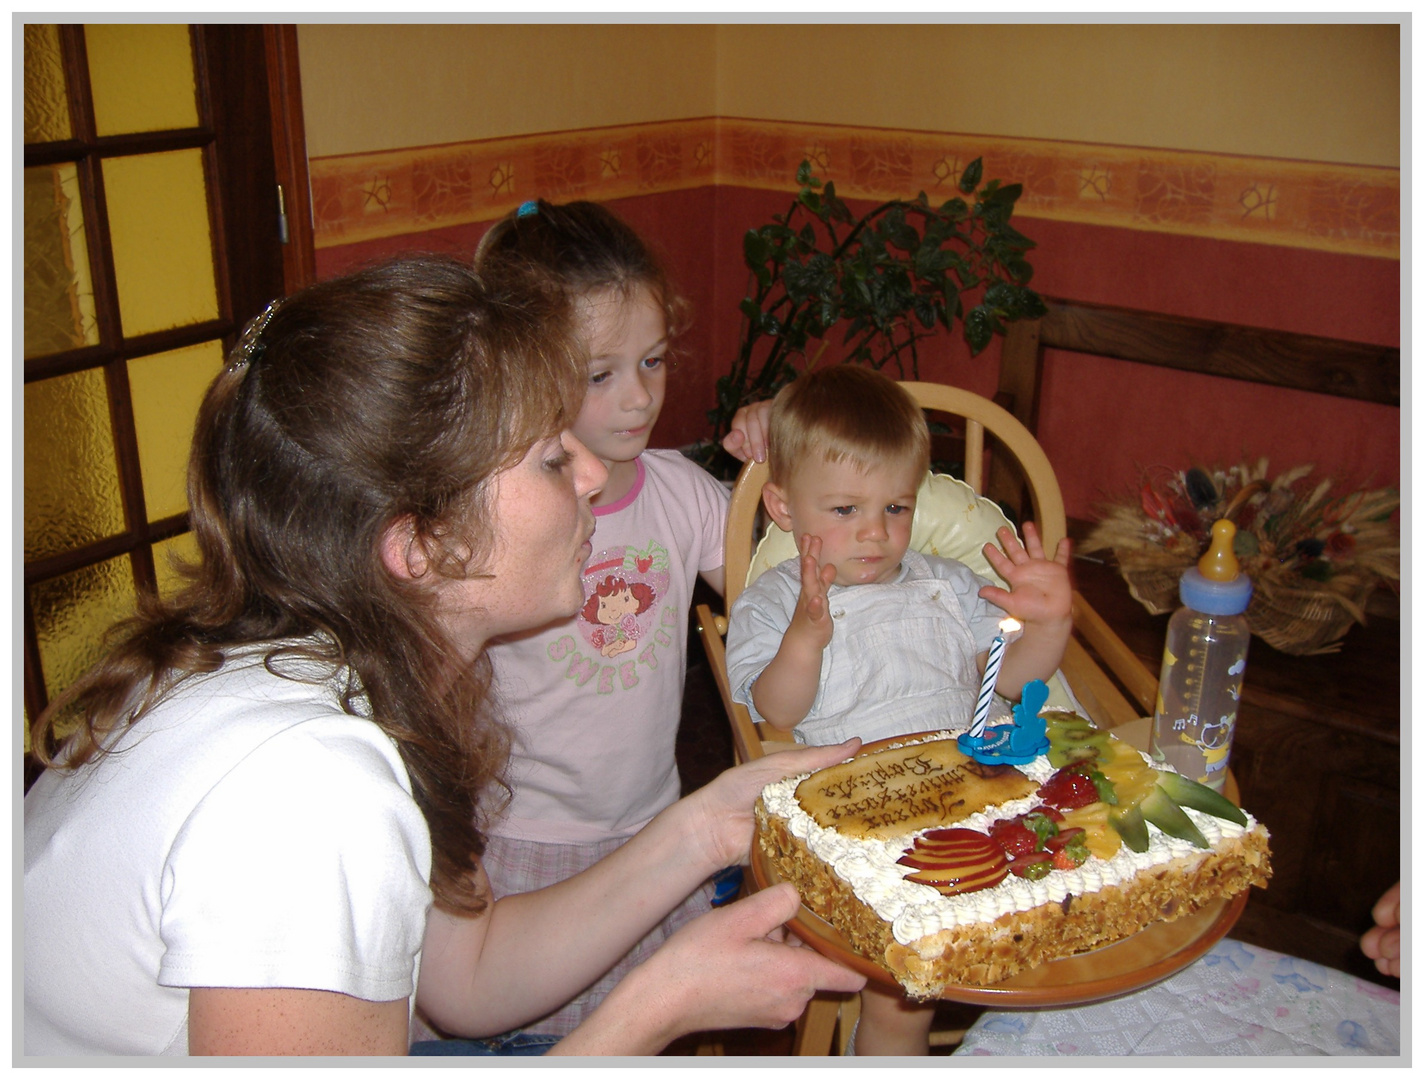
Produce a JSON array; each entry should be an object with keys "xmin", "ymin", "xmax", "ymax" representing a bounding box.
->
[{"xmin": 755, "ymin": 730, "xmax": 1272, "ymax": 999}]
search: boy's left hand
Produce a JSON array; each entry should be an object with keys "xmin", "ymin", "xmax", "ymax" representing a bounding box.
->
[{"xmin": 977, "ymin": 522, "xmax": 1073, "ymax": 625}]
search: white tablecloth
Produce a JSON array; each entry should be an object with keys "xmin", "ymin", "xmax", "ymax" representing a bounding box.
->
[{"xmin": 954, "ymin": 937, "xmax": 1400, "ymax": 1057}]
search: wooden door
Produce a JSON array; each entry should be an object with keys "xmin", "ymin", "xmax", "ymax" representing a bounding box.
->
[{"xmin": 22, "ymin": 23, "xmax": 311, "ymax": 783}]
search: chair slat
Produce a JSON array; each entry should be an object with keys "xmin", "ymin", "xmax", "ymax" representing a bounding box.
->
[
  {"xmin": 964, "ymin": 417, "xmax": 984, "ymax": 494},
  {"xmin": 1071, "ymin": 589, "xmax": 1160, "ymax": 716}
]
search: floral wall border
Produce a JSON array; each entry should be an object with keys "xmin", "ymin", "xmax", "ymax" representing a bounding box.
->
[{"xmin": 309, "ymin": 117, "xmax": 1399, "ymax": 260}]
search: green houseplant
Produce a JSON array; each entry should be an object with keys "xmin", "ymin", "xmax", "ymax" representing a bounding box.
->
[{"xmin": 698, "ymin": 159, "xmax": 1047, "ymax": 477}]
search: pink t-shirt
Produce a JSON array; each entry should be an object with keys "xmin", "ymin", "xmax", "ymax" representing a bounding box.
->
[{"xmin": 486, "ymin": 450, "xmax": 728, "ymax": 843}]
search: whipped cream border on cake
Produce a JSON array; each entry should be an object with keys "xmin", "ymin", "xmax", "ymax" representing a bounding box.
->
[{"xmin": 761, "ymin": 726, "xmax": 1258, "ymax": 947}]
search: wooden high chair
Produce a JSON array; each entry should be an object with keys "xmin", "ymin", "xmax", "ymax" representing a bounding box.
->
[{"xmin": 694, "ymin": 380, "xmax": 1158, "ymax": 1055}]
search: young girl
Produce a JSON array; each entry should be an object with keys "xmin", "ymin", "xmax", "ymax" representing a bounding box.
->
[{"xmin": 469, "ymin": 200, "xmax": 730, "ymax": 1039}]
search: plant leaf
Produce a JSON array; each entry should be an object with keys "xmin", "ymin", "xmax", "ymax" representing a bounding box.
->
[
  {"xmin": 742, "ymin": 229, "xmax": 771, "ymax": 270},
  {"xmin": 959, "ymin": 158, "xmax": 983, "ymax": 193},
  {"xmin": 965, "ymin": 305, "xmax": 994, "ymax": 354}
]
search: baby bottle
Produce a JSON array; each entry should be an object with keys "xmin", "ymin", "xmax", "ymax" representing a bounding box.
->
[{"xmin": 1149, "ymin": 519, "xmax": 1253, "ymax": 792}]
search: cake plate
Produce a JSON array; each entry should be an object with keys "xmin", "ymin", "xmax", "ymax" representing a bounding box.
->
[{"xmin": 749, "ymin": 840, "xmax": 1248, "ymax": 1007}]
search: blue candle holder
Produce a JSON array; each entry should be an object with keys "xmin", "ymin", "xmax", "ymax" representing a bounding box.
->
[{"xmin": 957, "ymin": 680, "xmax": 1051, "ymax": 765}]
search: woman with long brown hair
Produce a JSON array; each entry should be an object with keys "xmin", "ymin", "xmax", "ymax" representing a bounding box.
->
[{"xmin": 23, "ymin": 255, "xmax": 863, "ymax": 1056}]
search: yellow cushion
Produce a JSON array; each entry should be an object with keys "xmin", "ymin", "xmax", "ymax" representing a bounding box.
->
[
  {"xmin": 747, "ymin": 471, "xmax": 1012, "ymax": 585},
  {"xmin": 745, "ymin": 471, "xmax": 1078, "ymax": 712}
]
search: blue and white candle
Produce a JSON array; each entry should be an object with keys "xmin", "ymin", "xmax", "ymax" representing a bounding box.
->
[{"xmin": 969, "ymin": 617, "xmax": 1022, "ymax": 737}]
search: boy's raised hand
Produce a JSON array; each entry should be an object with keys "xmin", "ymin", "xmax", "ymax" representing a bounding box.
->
[
  {"xmin": 977, "ymin": 521, "xmax": 1073, "ymax": 626},
  {"xmin": 751, "ymin": 534, "xmax": 838, "ymax": 730},
  {"xmin": 790, "ymin": 534, "xmax": 838, "ymax": 651}
]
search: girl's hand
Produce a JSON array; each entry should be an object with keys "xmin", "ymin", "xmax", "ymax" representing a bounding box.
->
[
  {"xmin": 722, "ymin": 400, "xmax": 774, "ymax": 463},
  {"xmin": 978, "ymin": 521, "xmax": 1073, "ymax": 626},
  {"xmin": 789, "ymin": 534, "xmax": 837, "ymax": 650},
  {"xmin": 556, "ymin": 884, "xmax": 867, "ymax": 1053},
  {"xmin": 681, "ymin": 739, "xmax": 861, "ymax": 870}
]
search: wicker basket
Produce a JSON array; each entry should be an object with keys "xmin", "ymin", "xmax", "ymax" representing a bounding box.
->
[
  {"xmin": 1118, "ymin": 562, "xmax": 1185, "ymax": 617},
  {"xmin": 1115, "ymin": 549, "xmax": 1372, "ymax": 656},
  {"xmin": 1092, "ymin": 462, "xmax": 1397, "ymax": 658},
  {"xmin": 1244, "ymin": 581, "xmax": 1377, "ymax": 656}
]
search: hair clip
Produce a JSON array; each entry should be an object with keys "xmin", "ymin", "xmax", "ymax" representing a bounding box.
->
[
  {"xmin": 516, "ymin": 200, "xmax": 539, "ymax": 219},
  {"xmin": 226, "ymin": 297, "xmax": 286, "ymax": 373}
]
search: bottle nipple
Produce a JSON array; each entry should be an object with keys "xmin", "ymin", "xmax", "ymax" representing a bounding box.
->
[{"xmin": 1198, "ymin": 519, "xmax": 1240, "ymax": 582}]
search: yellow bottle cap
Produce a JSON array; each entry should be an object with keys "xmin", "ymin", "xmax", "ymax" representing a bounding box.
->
[{"xmin": 1198, "ymin": 519, "xmax": 1240, "ymax": 582}]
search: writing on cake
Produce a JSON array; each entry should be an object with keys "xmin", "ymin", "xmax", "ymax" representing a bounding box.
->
[{"xmin": 796, "ymin": 742, "xmax": 1035, "ymax": 840}]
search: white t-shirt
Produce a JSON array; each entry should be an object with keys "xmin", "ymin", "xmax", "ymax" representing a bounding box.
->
[
  {"xmin": 725, "ymin": 549, "xmax": 1009, "ymax": 746},
  {"xmin": 486, "ymin": 450, "xmax": 727, "ymax": 843},
  {"xmin": 23, "ymin": 648, "xmax": 433, "ymax": 1057}
]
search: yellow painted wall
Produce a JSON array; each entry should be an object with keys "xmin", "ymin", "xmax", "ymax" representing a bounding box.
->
[
  {"xmin": 298, "ymin": 22, "xmax": 1398, "ymax": 168},
  {"xmin": 714, "ymin": 23, "xmax": 1399, "ymax": 167},
  {"xmin": 297, "ymin": 24, "xmax": 717, "ymax": 156}
]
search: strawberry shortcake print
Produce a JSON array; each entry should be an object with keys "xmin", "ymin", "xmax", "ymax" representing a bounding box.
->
[{"xmin": 579, "ymin": 541, "xmax": 671, "ymax": 659}]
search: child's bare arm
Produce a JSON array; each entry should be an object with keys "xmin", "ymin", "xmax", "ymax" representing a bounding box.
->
[
  {"xmin": 750, "ymin": 535, "xmax": 837, "ymax": 731},
  {"xmin": 978, "ymin": 522, "xmax": 1073, "ymax": 701}
]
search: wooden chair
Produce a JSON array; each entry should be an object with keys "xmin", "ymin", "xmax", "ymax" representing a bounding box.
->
[{"xmin": 694, "ymin": 380, "xmax": 1158, "ymax": 1054}]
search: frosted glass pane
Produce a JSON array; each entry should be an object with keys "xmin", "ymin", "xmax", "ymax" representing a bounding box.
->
[
  {"xmin": 85, "ymin": 23, "xmax": 197, "ymax": 136},
  {"xmin": 153, "ymin": 531, "xmax": 199, "ymax": 600},
  {"xmin": 32, "ymin": 555, "xmax": 138, "ymax": 722},
  {"xmin": 24, "ymin": 368, "xmax": 126, "ymax": 562},
  {"xmin": 128, "ymin": 340, "xmax": 223, "ymax": 521},
  {"xmin": 104, "ymin": 149, "xmax": 218, "ymax": 338},
  {"xmin": 24, "ymin": 24, "xmax": 72, "ymax": 143},
  {"xmin": 24, "ymin": 164, "xmax": 100, "ymax": 358}
]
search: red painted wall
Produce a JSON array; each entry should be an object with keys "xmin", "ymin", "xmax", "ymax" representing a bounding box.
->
[
  {"xmin": 316, "ymin": 185, "xmax": 1400, "ymax": 522},
  {"xmin": 314, "ymin": 189, "xmax": 723, "ymax": 462}
]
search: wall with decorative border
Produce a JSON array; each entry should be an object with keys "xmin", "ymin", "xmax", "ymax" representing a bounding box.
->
[
  {"xmin": 308, "ymin": 119, "xmax": 1399, "ymax": 522},
  {"xmin": 309, "ymin": 117, "xmax": 1399, "ymax": 261}
]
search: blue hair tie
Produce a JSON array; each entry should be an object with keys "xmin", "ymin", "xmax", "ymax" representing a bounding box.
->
[{"xmin": 517, "ymin": 200, "xmax": 539, "ymax": 218}]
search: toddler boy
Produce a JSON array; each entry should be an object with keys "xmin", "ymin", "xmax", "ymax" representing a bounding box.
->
[{"xmin": 725, "ymin": 365, "xmax": 1073, "ymax": 747}]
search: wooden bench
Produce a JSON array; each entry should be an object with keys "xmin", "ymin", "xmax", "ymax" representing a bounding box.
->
[{"xmin": 992, "ymin": 298, "xmax": 1400, "ymax": 985}]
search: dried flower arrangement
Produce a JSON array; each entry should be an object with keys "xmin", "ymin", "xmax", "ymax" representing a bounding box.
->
[{"xmin": 1082, "ymin": 459, "xmax": 1399, "ymax": 655}]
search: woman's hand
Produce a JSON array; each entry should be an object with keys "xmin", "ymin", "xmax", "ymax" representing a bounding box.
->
[
  {"xmin": 722, "ymin": 400, "xmax": 774, "ymax": 463},
  {"xmin": 1360, "ymin": 881, "xmax": 1401, "ymax": 978},
  {"xmin": 551, "ymin": 883, "xmax": 868, "ymax": 1054},
  {"xmin": 678, "ymin": 739, "xmax": 860, "ymax": 872}
]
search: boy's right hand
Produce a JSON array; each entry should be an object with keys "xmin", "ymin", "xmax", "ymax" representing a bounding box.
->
[
  {"xmin": 790, "ymin": 534, "xmax": 837, "ymax": 651},
  {"xmin": 750, "ymin": 534, "xmax": 839, "ymax": 731}
]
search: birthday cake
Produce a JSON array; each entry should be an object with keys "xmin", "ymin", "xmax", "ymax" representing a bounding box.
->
[{"xmin": 754, "ymin": 704, "xmax": 1272, "ymax": 999}]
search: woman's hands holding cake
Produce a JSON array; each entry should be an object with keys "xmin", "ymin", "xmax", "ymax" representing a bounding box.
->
[
  {"xmin": 574, "ymin": 882, "xmax": 866, "ymax": 1051},
  {"xmin": 677, "ymin": 738, "xmax": 862, "ymax": 871},
  {"xmin": 977, "ymin": 521, "xmax": 1074, "ymax": 702},
  {"xmin": 544, "ymin": 743, "xmax": 868, "ymax": 1054}
]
